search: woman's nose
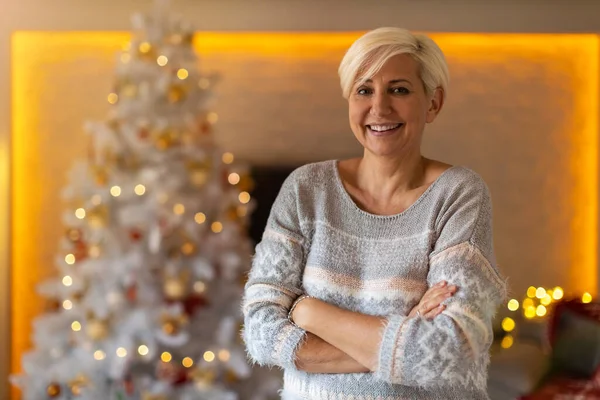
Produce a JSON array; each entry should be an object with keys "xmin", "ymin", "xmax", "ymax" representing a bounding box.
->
[{"xmin": 369, "ymin": 93, "xmax": 392, "ymax": 117}]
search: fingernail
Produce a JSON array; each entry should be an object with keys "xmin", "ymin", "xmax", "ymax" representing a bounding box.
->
[{"xmin": 439, "ymin": 281, "xmax": 447, "ymax": 287}]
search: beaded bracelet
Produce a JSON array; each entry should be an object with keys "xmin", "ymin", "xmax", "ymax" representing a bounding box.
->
[{"xmin": 288, "ymin": 294, "xmax": 312, "ymax": 328}]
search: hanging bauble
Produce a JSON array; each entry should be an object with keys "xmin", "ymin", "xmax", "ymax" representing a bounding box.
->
[
  {"xmin": 86, "ymin": 318, "xmax": 109, "ymax": 341},
  {"xmin": 47, "ymin": 382, "xmax": 61, "ymax": 397},
  {"xmin": 162, "ymin": 320, "xmax": 179, "ymax": 336},
  {"xmin": 68, "ymin": 374, "xmax": 90, "ymax": 396},
  {"xmin": 167, "ymin": 84, "xmax": 186, "ymax": 103},
  {"xmin": 163, "ymin": 276, "xmax": 187, "ymax": 300},
  {"xmin": 180, "ymin": 242, "xmax": 196, "ymax": 256}
]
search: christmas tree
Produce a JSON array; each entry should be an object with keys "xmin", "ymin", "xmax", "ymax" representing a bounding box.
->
[{"xmin": 11, "ymin": 1, "xmax": 280, "ymax": 399}]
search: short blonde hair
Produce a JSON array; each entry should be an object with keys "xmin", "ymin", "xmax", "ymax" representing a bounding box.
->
[{"xmin": 338, "ymin": 27, "xmax": 449, "ymax": 100}]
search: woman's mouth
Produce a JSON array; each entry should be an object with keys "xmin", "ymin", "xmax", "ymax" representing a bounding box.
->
[{"xmin": 366, "ymin": 123, "xmax": 403, "ymax": 136}]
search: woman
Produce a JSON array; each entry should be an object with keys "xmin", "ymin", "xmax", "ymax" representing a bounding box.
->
[{"xmin": 242, "ymin": 27, "xmax": 506, "ymax": 399}]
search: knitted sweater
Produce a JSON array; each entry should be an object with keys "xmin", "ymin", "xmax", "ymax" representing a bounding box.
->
[{"xmin": 242, "ymin": 160, "xmax": 506, "ymax": 400}]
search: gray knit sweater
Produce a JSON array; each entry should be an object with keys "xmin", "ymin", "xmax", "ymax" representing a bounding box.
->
[{"xmin": 242, "ymin": 160, "xmax": 506, "ymax": 400}]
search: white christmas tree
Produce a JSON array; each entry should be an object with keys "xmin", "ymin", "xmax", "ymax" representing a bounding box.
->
[{"xmin": 11, "ymin": 1, "xmax": 280, "ymax": 399}]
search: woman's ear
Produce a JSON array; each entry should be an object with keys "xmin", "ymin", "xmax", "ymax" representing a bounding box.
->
[{"xmin": 426, "ymin": 87, "xmax": 444, "ymax": 123}]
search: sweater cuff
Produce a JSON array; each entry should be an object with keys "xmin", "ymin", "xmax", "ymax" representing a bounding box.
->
[
  {"xmin": 275, "ymin": 323, "xmax": 307, "ymax": 371},
  {"xmin": 376, "ymin": 314, "xmax": 409, "ymax": 383}
]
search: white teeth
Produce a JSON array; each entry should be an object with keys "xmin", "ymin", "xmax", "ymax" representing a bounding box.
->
[{"xmin": 369, "ymin": 124, "xmax": 401, "ymax": 132}]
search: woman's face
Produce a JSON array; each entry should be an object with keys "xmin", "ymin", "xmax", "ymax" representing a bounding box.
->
[{"xmin": 348, "ymin": 53, "xmax": 443, "ymax": 158}]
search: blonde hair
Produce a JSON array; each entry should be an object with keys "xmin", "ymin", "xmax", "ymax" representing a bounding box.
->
[{"xmin": 338, "ymin": 27, "xmax": 449, "ymax": 100}]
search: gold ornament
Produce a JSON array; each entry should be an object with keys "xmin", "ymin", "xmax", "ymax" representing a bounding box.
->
[
  {"xmin": 68, "ymin": 374, "xmax": 89, "ymax": 396},
  {"xmin": 167, "ymin": 84, "xmax": 186, "ymax": 103},
  {"xmin": 162, "ymin": 320, "xmax": 178, "ymax": 335},
  {"xmin": 181, "ymin": 242, "xmax": 196, "ymax": 256},
  {"xmin": 86, "ymin": 318, "xmax": 109, "ymax": 341},
  {"xmin": 163, "ymin": 276, "xmax": 187, "ymax": 300},
  {"xmin": 47, "ymin": 382, "xmax": 61, "ymax": 397}
]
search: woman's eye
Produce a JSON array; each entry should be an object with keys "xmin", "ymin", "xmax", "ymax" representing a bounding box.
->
[
  {"xmin": 357, "ymin": 87, "xmax": 372, "ymax": 95},
  {"xmin": 391, "ymin": 87, "xmax": 410, "ymax": 94}
]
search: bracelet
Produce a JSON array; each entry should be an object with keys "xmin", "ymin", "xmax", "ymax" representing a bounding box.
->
[{"xmin": 288, "ymin": 294, "xmax": 312, "ymax": 328}]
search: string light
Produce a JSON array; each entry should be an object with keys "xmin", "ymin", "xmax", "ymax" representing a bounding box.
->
[
  {"xmin": 177, "ymin": 68, "xmax": 189, "ymax": 80},
  {"xmin": 536, "ymin": 305, "xmax": 547, "ymax": 317},
  {"xmin": 203, "ymin": 351, "xmax": 215, "ymax": 362},
  {"xmin": 93, "ymin": 350, "xmax": 106, "ymax": 360},
  {"xmin": 157, "ymin": 55, "xmax": 168, "ymax": 66},
  {"xmin": 139, "ymin": 42, "xmax": 151, "ymax": 54},
  {"xmin": 107, "ymin": 93, "xmax": 119, "ymax": 105},
  {"xmin": 138, "ymin": 345, "xmax": 149, "ymax": 356},
  {"xmin": 228, "ymin": 173, "xmax": 240, "ymax": 185},
  {"xmin": 173, "ymin": 203, "xmax": 185, "ymax": 215},
  {"xmin": 501, "ymin": 317, "xmax": 515, "ymax": 332},
  {"xmin": 582, "ymin": 292, "xmax": 593, "ymax": 303},
  {"xmin": 62, "ymin": 276, "xmax": 73, "ymax": 287},
  {"xmin": 75, "ymin": 208, "xmax": 86, "ymax": 219},
  {"xmin": 239, "ymin": 192, "xmax": 251, "ymax": 204},
  {"xmin": 134, "ymin": 184, "xmax": 146, "ymax": 195},
  {"xmin": 194, "ymin": 212, "xmax": 206, "ymax": 224},
  {"xmin": 526, "ymin": 286, "xmax": 537, "ymax": 298},
  {"xmin": 71, "ymin": 321, "xmax": 82, "ymax": 332},
  {"xmin": 218, "ymin": 349, "xmax": 230, "ymax": 362},
  {"xmin": 540, "ymin": 294, "xmax": 552, "ymax": 306},
  {"xmin": 63, "ymin": 300, "xmax": 73, "ymax": 310},
  {"xmin": 182, "ymin": 357, "xmax": 194, "ymax": 367},
  {"xmin": 501, "ymin": 335, "xmax": 514, "ymax": 349},
  {"xmin": 524, "ymin": 306, "xmax": 536, "ymax": 319},
  {"xmin": 193, "ymin": 281, "xmax": 206, "ymax": 293},
  {"xmin": 161, "ymin": 352, "xmax": 172, "ymax": 362},
  {"xmin": 116, "ymin": 347, "xmax": 127, "ymax": 358},
  {"xmin": 507, "ymin": 299, "xmax": 519, "ymax": 311},
  {"xmin": 110, "ymin": 186, "xmax": 122, "ymax": 197},
  {"xmin": 535, "ymin": 287, "xmax": 546, "ymax": 299},
  {"xmin": 222, "ymin": 152, "xmax": 234, "ymax": 164},
  {"xmin": 552, "ymin": 287, "xmax": 564, "ymax": 300},
  {"xmin": 211, "ymin": 222, "xmax": 223, "ymax": 233},
  {"xmin": 65, "ymin": 254, "xmax": 76, "ymax": 265}
]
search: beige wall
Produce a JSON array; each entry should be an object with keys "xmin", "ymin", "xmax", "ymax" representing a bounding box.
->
[{"xmin": 3, "ymin": 1, "xmax": 600, "ymax": 398}]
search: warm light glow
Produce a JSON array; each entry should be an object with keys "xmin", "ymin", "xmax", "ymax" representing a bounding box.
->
[
  {"xmin": 62, "ymin": 300, "xmax": 73, "ymax": 310},
  {"xmin": 11, "ymin": 30, "xmax": 600, "ymax": 387},
  {"xmin": 218, "ymin": 349, "xmax": 230, "ymax": 362},
  {"xmin": 553, "ymin": 287, "xmax": 564, "ymax": 300},
  {"xmin": 107, "ymin": 93, "xmax": 118, "ymax": 104},
  {"xmin": 228, "ymin": 173, "xmax": 240, "ymax": 185},
  {"xmin": 93, "ymin": 350, "xmax": 106, "ymax": 360},
  {"xmin": 173, "ymin": 203, "xmax": 185, "ymax": 215},
  {"xmin": 138, "ymin": 345, "xmax": 149, "ymax": 356},
  {"xmin": 198, "ymin": 78, "xmax": 210, "ymax": 89},
  {"xmin": 62, "ymin": 275, "xmax": 73, "ymax": 287},
  {"xmin": 182, "ymin": 357, "xmax": 194, "ymax": 367},
  {"xmin": 541, "ymin": 294, "xmax": 552, "ymax": 306},
  {"xmin": 501, "ymin": 317, "xmax": 515, "ymax": 332},
  {"xmin": 139, "ymin": 41, "xmax": 151, "ymax": 53},
  {"xmin": 161, "ymin": 352, "xmax": 172, "ymax": 362},
  {"xmin": 65, "ymin": 254, "xmax": 76, "ymax": 265},
  {"xmin": 157, "ymin": 55, "xmax": 168, "ymax": 66},
  {"xmin": 203, "ymin": 351, "xmax": 215, "ymax": 362},
  {"xmin": 134, "ymin": 184, "xmax": 146, "ymax": 195},
  {"xmin": 71, "ymin": 321, "xmax": 81, "ymax": 332},
  {"xmin": 524, "ymin": 306, "xmax": 536, "ymax": 319},
  {"xmin": 582, "ymin": 292, "xmax": 593, "ymax": 303},
  {"xmin": 121, "ymin": 53, "xmax": 131, "ymax": 64},
  {"xmin": 194, "ymin": 212, "xmax": 206, "ymax": 224},
  {"xmin": 89, "ymin": 245, "xmax": 101, "ymax": 258},
  {"xmin": 523, "ymin": 298, "xmax": 534, "ymax": 308},
  {"xmin": 239, "ymin": 192, "xmax": 251, "ymax": 204},
  {"xmin": 110, "ymin": 186, "xmax": 122, "ymax": 197},
  {"xmin": 177, "ymin": 68, "xmax": 189, "ymax": 80},
  {"xmin": 535, "ymin": 287, "xmax": 546, "ymax": 299},
  {"xmin": 507, "ymin": 299, "xmax": 519, "ymax": 311},
  {"xmin": 536, "ymin": 305, "xmax": 547, "ymax": 317},
  {"xmin": 116, "ymin": 347, "xmax": 127, "ymax": 357},
  {"xmin": 207, "ymin": 112, "xmax": 218, "ymax": 124},
  {"xmin": 501, "ymin": 335, "xmax": 514, "ymax": 349},
  {"xmin": 194, "ymin": 281, "xmax": 206, "ymax": 293},
  {"xmin": 211, "ymin": 222, "xmax": 223, "ymax": 233},
  {"xmin": 75, "ymin": 208, "xmax": 86, "ymax": 219},
  {"xmin": 91, "ymin": 194, "xmax": 102, "ymax": 205},
  {"xmin": 526, "ymin": 286, "xmax": 537, "ymax": 298},
  {"xmin": 222, "ymin": 152, "xmax": 234, "ymax": 164}
]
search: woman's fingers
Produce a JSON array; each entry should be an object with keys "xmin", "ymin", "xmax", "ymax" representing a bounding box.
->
[
  {"xmin": 418, "ymin": 285, "xmax": 457, "ymax": 315},
  {"xmin": 424, "ymin": 304, "xmax": 445, "ymax": 320}
]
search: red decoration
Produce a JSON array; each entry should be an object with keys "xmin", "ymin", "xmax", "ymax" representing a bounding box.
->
[
  {"xmin": 165, "ymin": 294, "xmax": 208, "ymax": 316},
  {"xmin": 129, "ymin": 228, "xmax": 143, "ymax": 242},
  {"xmin": 156, "ymin": 362, "xmax": 189, "ymax": 385},
  {"xmin": 123, "ymin": 374, "xmax": 135, "ymax": 395},
  {"xmin": 138, "ymin": 127, "xmax": 150, "ymax": 140},
  {"xmin": 126, "ymin": 284, "xmax": 137, "ymax": 303}
]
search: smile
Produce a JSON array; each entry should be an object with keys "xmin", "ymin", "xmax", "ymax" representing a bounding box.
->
[{"xmin": 366, "ymin": 123, "xmax": 403, "ymax": 136}]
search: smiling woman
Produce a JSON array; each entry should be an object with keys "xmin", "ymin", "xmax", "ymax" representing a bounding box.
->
[{"xmin": 242, "ymin": 27, "xmax": 507, "ymax": 400}]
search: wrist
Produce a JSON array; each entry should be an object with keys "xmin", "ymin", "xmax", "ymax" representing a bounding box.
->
[{"xmin": 289, "ymin": 295, "xmax": 315, "ymax": 330}]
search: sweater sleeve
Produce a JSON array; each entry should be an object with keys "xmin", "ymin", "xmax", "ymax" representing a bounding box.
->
[
  {"xmin": 375, "ymin": 176, "xmax": 506, "ymax": 388},
  {"xmin": 241, "ymin": 172, "xmax": 307, "ymax": 370}
]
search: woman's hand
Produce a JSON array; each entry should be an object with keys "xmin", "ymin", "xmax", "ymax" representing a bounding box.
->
[{"xmin": 408, "ymin": 281, "xmax": 457, "ymax": 319}]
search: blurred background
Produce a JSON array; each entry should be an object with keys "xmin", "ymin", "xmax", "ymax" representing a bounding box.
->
[{"xmin": 2, "ymin": 0, "xmax": 600, "ymax": 399}]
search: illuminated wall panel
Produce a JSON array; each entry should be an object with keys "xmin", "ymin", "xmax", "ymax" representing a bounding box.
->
[{"xmin": 11, "ymin": 33, "xmax": 599, "ymax": 382}]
